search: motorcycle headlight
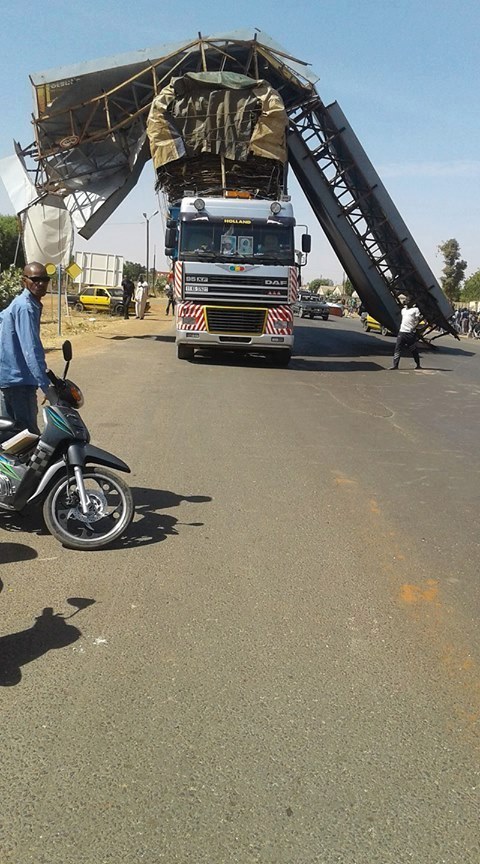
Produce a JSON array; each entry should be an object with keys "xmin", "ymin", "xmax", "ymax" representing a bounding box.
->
[
  {"xmin": 69, "ymin": 384, "xmax": 84, "ymax": 408},
  {"xmin": 62, "ymin": 379, "xmax": 84, "ymax": 408}
]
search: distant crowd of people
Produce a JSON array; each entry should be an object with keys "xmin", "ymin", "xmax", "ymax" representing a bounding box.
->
[{"xmin": 452, "ymin": 307, "xmax": 480, "ymax": 337}]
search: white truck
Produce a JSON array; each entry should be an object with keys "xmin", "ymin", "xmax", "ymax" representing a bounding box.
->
[
  {"xmin": 73, "ymin": 251, "xmax": 124, "ymax": 289},
  {"xmin": 147, "ymin": 71, "xmax": 310, "ymax": 365},
  {"xmin": 169, "ymin": 195, "xmax": 308, "ymax": 364}
]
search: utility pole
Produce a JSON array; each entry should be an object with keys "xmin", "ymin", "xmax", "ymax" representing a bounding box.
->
[{"xmin": 143, "ymin": 210, "xmax": 159, "ymax": 288}]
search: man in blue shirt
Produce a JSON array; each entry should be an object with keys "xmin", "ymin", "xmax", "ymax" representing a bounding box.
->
[{"xmin": 0, "ymin": 262, "xmax": 57, "ymax": 434}]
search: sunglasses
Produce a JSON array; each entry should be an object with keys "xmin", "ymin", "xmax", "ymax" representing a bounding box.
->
[{"xmin": 27, "ymin": 275, "xmax": 51, "ymax": 283}]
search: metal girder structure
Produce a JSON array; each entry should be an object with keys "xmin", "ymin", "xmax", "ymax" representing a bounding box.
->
[
  {"xmin": 288, "ymin": 98, "xmax": 455, "ymax": 335},
  {"xmin": 27, "ymin": 33, "xmax": 316, "ymax": 198},
  {"xmin": 19, "ymin": 31, "xmax": 318, "ymax": 237},
  {"xmin": 11, "ymin": 29, "xmax": 453, "ymax": 333}
]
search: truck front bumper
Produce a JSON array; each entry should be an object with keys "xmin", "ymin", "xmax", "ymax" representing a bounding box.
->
[{"xmin": 176, "ymin": 329, "xmax": 294, "ymax": 352}]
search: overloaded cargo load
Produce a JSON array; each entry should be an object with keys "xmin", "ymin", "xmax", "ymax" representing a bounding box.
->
[{"xmin": 146, "ymin": 72, "xmax": 288, "ymax": 201}]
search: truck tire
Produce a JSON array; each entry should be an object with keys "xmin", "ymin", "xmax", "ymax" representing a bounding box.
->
[
  {"xmin": 271, "ymin": 349, "xmax": 291, "ymax": 367},
  {"xmin": 177, "ymin": 344, "xmax": 195, "ymax": 361},
  {"xmin": 74, "ymin": 302, "xmax": 84, "ymax": 312},
  {"xmin": 114, "ymin": 304, "xmax": 124, "ymax": 316}
]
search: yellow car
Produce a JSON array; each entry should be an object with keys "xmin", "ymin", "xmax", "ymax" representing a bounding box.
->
[
  {"xmin": 73, "ymin": 286, "xmax": 149, "ymax": 316},
  {"xmin": 74, "ymin": 286, "xmax": 129, "ymax": 315},
  {"xmin": 363, "ymin": 314, "xmax": 395, "ymax": 336}
]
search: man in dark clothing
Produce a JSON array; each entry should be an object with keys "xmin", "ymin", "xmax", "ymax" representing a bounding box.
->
[{"xmin": 121, "ymin": 276, "xmax": 135, "ymax": 319}]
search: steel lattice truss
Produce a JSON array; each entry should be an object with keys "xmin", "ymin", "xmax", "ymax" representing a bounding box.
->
[
  {"xmin": 27, "ymin": 33, "xmax": 316, "ymax": 199},
  {"xmin": 15, "ymin": 29, "xmax": 454, "ymax": 334}
]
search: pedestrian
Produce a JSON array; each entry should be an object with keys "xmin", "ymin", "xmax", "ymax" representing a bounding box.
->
[
  {"xmin": 461, "ymin": 307, "xmax": 469, "ymax": 334},
  {"xmin": 468, "ymin": 311, "xmax": 478, "ymax": 338},
  {"xmin": 135, "ymin": 274, "xmax": 149, "ymax": 319},
  {"xmin": 388, "ymin": 300, "xmax": 422, "ymax": 370},
  {"xmin": 121, "ymin": 275, "xmax": 135, "ymax": 319},
  {"xmin": 165, "ymin": 280, "xmax": 175, "ymax": 316},
  {"xmin": 0, "ymin": 262, "xmax": 58, "ymax": 434}
]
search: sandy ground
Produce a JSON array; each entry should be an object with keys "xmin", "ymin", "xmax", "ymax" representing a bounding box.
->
[{"xmin": 41, "ymin": 296, "xmax": 173, "ymax": 357}]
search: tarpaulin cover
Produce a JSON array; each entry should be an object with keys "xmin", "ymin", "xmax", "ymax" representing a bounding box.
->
[{"xmin": 147, "ymin": 72, "xmax": 288, "ymax": 170}]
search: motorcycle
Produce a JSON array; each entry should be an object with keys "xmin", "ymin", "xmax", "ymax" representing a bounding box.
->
[{"xmin": 0, "ymin": 341, "xmax": 134, "ymax": 550}]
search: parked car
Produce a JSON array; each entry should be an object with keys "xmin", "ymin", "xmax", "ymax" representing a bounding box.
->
[
  {"xmin": 72, "ymin": 286, "xmax": 149, "ymax": 316},
  {"xmin": 293, "ymin": 293, "xmax": 329, "ymax": 320},
  {"xmin": 362, "ymin": 314, "xmax": 395, "ymax": 336}
]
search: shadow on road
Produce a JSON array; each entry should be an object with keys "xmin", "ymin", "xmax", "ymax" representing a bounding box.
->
[
  {"xmin": 0, "ymin": 542, "xmax": 38, "ymax": 564},
  {"xmin": 185, "ymin": 350, "xmax": 282, "ymax": 368},
  {"xmin": 291, "ymin": 358, "xmax": 385, "ymax": 372},
  {"xmin": 108, "ymin": 486, "xmax": 212, "ymax": 550},
  {"xmin": 98, "ymin": 334, "xmax": 176, "ymax": 344},
  {"xmin": 0, "ymin": 598, "xmax": 95, "ymax": 687},
  {"xmin": 0, "ymin": 509, "xmax": 48, "ymax": 538}
]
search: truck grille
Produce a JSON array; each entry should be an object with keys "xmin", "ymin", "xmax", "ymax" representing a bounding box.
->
[{"xmin": 206, "ymin": 307, "xmax": 267, "ymax": 334}]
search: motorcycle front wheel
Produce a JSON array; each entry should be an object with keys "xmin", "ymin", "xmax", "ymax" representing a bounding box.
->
[{"xmin": 43, "ymin": 467, "xmax": 134, "ymax": 550}]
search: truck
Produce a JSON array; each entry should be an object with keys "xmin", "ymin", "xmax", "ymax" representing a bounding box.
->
[
  {"xmin": 146, "ymin": 71, "xmax": 310, "ymax": 365},
  {"xmin": 73, "ymin": 252, "xmax": 124, "ymax": 289}
]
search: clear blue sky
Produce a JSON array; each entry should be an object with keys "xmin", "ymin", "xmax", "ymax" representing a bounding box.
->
[{"xmin": 1, "ymin": 0, "xmax": 479, "ymax": 283}]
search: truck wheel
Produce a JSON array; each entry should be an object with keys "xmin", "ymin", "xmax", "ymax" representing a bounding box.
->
[
  {"xmin": 177, "ymin": 344, "xmax": 194, "ymax": 361},
  {"xmin": 114, "ymin": 304, "xmax": 124, "ymax": 316},
  {"xmin": 271, "ymin": 349, "xmax": 291, "ymax": 367},
  {"xmin": 74, "ymin": 302, "xmax": 84, "ymax": 312}
]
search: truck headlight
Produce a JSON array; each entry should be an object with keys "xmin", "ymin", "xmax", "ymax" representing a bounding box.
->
[{"xmin": 193, "ymin": 198, "xmax": 205, "ymax": 211}]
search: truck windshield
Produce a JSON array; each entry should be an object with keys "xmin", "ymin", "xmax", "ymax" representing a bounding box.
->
[{"xmin": 180, "ymin": 220, "xmax": 294, "ymax": 264}]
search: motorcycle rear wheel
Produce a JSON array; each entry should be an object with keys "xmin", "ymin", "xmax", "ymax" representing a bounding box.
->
[{"xmin": 43, "ymin": 467, "xmax": 134, "ymax": 550}]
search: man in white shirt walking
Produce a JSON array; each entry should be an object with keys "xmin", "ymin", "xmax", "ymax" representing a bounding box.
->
[{"xmin": 389, "ymin": 301, "xmax": 422, "ymax": 370}]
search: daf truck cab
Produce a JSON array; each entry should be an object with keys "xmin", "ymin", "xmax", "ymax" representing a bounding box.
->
[{"xmin": 167, "ymin": 194, "xmax": 310, "ymax": 365}]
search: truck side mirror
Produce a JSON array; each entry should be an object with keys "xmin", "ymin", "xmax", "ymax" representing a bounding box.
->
[
  {"xmin": 165, "ymin": 226, "xmax": 176, "ymax": 248},
  {"xmin": 165, "ymin": 248, "xmax": 175, "ymax": 258},
  {"xmin": 302, "ymin": 234, "xmax": 311, "ymax": 254}
]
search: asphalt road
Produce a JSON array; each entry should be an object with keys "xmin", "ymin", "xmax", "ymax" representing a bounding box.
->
[{"xmin": 1, "ymin": 316, "xmax": 479, "ymax": 863}]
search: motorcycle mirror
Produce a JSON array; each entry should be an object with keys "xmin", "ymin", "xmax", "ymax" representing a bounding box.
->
[
  {"xmin": 62, "ymin": 340, "xmax": 72, "ymax": 379},
  {"xmin": 62, "ymin": 340, "xmax": 73, "ymax": 362}
]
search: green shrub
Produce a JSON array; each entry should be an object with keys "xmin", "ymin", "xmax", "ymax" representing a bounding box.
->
[{"xmin": 0, "ymin": 267, "xmax": 22, "ymax": 310}]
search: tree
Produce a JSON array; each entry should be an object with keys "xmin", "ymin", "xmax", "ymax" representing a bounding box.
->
[
  {"xmin": 0, "ymin": 215, "xmax": 25, "ymax": 273},
  {"xmin": 461, "ymin": 270, "xmax": 480, "ymax": 302},
  {"xmin": 0, "ymin": 267, "xmax": 22, "ymax": 310},
  {"xmin": 308, "ymin": 277, "xmax": 333, "ymax": 293},
  {"xmin": 343, "ymin": 277, "xmax": 354, "ymax": 297},
  {"xmin": 123, "ymin": 261, "xmax": 146, "ymax": 281},
  {"xmin": 438, "ymin": 239, "xmax": 467, "ymax": 303}
]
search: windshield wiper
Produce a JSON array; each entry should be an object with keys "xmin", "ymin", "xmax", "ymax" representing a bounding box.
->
[{"xmin": 183, "ymin": 251, "xmax": 216, "ymax": 259}]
